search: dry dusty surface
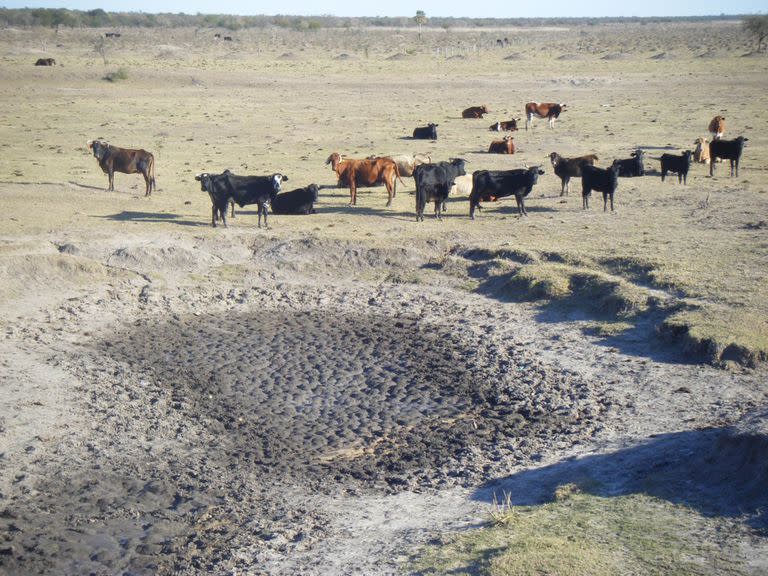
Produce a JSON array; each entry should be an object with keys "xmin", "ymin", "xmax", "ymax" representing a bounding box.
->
[{"xmin": 0, "ymin": 21, "xmax": 767, "ymax": 575}]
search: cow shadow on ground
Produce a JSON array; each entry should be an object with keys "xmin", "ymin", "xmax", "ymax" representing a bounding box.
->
[
  {"xmin": 472, "ymin": 426, "xmax": 768, "ymax": 532},
  {"xmin": 98, "ymin": 211, "xmax": 207, "ymax": 227}
]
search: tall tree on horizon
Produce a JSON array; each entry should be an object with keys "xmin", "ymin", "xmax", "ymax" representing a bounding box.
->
[
  {"xmin": 743, "ymin": 15, "xmax": 768, "ymax": 52},
  {"xmin": 415, "ymin": 10, "xmax": 427, "ymax": 40}
]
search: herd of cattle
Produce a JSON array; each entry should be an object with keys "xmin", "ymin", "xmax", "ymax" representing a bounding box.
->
[{"xmin": 86, "ymin": 106, "xmax": 748, "ymax": 226}]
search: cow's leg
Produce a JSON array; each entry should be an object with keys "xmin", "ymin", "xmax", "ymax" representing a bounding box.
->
[
  {"xmin": 385, "ymin": 177, "xmax": 393, "ymax": 207},
  {"xmin": 143, "ymin": 171, "xmax": 151, "ymax": 196},
  {"xmin": 230, "ymin": 198, "xmax": 235, "ymax": 218},
  {"xmin": 582, "ymin": 191, "xmax": 589, "ymax": 210},
  {"xmin": 561, "ymin": 176, "xmax": 569, "ymax": 196},
  {"xmin": 349, "ymin": 179, "xmax": 356, "ymax": 206},
  {"xmin": 732, "ymin": 159, "xmax": 737, "ymax": 177},
  {"xmin": 108, "ymin": 169, "xmax": 115, "ymax": 191},
  {"xmin": 211, "ymin": 205, "xmax": 217, "ymax": 227},
  {"xmin": 434, "ymin": 200, "xmax": 441, "ymax": 221},
  {"xmin": 661, "ymin": 169, "xmax": 666, "ymax": 182},
  {"xmin": 610, "ymin": 192, "xmax": 615, "ymax": 212}
]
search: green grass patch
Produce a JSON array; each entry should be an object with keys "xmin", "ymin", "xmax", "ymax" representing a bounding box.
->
[{"xmin": 412, "ymin": 487, "xmax": 749, "ymax": 576}]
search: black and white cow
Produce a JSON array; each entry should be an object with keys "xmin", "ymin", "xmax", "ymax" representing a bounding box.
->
[{"xmin": 195, "ymin": 170, "xmax": 287, "ymax": 228}]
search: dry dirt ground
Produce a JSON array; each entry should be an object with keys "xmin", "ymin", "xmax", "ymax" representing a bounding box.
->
[{"xmin": 0, "ymin": 21, "xmax": 767, "ymax": 575}]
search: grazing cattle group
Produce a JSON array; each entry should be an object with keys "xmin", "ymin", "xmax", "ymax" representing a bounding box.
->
[{"xmin": 85, "ymin": 93, "xmax": 748, "ymax": 227}]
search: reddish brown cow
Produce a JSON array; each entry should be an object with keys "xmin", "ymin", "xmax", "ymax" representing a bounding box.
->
[
  {"xmin": 462, "ymin": 105, "xmax": 489, "ymax": 119},
  {"xmin": 488, "ymin": 135, "xmax": 515, "ymax": 154},
  {"xmin": 525, "ymin": 102, "xmax": 566, "ymax": 130},
  {"xmin": 708, "ymin": 115, "xmax": 726, "ymax": 140},
  {"xmin": 87, "ymin": 139, "xmax": 155, "ymax": 196},
  {"xmin": 325, "ymin": 152, "xmax": 404, "ymax": 206},
  {"xmin": 489, "ymin": 119, "xmax": 519, "ymax": 132}
]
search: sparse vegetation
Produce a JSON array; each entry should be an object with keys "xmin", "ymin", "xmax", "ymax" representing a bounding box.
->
[
  {"xmin": 102, "ymin": 67, "xmax": 128, "ymax": 82},
  {"xmin": 413, "ymin": 486, "xmax": 751, "ymax": 575},
  {"xmin": 742, "ymin": 15, "xmax": 768, "ymax": 52}
]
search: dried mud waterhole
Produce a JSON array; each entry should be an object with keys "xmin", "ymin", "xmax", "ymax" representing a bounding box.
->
[{"xmin": 97, "ymin": 309, "xmax": 606, "ymax": 491}]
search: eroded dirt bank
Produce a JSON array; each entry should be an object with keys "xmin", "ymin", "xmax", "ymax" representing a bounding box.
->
[{"xmin": 1, "ymin": 232, "xmax": 766, "ymax": 575}]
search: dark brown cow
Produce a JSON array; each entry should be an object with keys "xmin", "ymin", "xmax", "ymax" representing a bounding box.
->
[
  {"xmin": 489, "ymin": 119, "xmax": 519, "ymax": 132},
  {"xmin": 325, "ymin": 152, "xmax": 404, "ymax": 206},
  {"xmin": 462, "ymin": 105, "xmax": 489, "ymax": 119},
  {"xmin": 525, "ymin": 102, "xmax": 566, "ymax": 130},
  {"xmin": 488, "ymin": 135, "xmax": 515, "ymax": 154},
  {"xmin": 87, "ymin": 139, "xmax": 156, "ymax": 196},
  {"xmin": 708, "ymin": 115, "xmax": 726, "ymax": 140},
  {"xmin": 35, "ymin": 58, "xmax": 56, "ymax": 66}
]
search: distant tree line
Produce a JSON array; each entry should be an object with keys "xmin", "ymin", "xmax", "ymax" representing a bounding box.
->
[{"xmin": 0, "ymin": 8, "xmax": 749, "ymax": 31}]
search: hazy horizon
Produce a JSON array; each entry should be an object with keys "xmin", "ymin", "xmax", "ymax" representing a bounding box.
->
[{"xmin": 1, "ymin": 0, "xmax": 765, "ymax": 19}]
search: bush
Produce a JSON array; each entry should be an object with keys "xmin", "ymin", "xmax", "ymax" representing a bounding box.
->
[{"xmin": 103, "ymin": 67, "xmax": 128, "ymax": 82}]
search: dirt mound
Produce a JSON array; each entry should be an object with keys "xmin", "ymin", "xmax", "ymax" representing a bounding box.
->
[
  {"xmin": 504, "ymin": 53, "xmax": 527, "ymax": 60},
  {"xmin": 556, "ymin": 53, "xmax": 586, "ymax": 61},
  {"xmin": 106, "ymin": 241, "xmax": 221, "ymax": 274},
  {"xmin": 650, "ymin": 52, "xmax": 675, "ymax": 60},
  {"xmin": 278, "ymin": 52, "xmax": 299, "ymax": 60},
  {"xmin": 601, "ymin": 52, "xmax": 629, "ymax": 60},
  {"xmin": 386, "ymin": 53, "xmax": 409, "ymax": 61}
]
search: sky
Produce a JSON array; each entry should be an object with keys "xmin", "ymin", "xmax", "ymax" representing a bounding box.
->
[{"xmin": 1, "ymin": 0, "xmax": 765, "ymax": 18}]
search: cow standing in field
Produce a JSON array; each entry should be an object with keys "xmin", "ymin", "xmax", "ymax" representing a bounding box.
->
[
  {"xmin": 708, "ymin": 115, "xmax": 726, "ymax": 140},
  {"xmin": 413, "ymin": 158, "xmax": 467, "ymax": 221},
  {"xmin": 581, "ymin": 164, "xmax": 619, "ymax": 211},
  {"xmin": 469, "ymin": 166, "xmax": 545, "ymax": 218},
  {"xmin": 549, "ymin": 152, "xmax": 598, "ymax": 196},
  {"xmin": 462, "ymin": 105, "xmax": 489, "ymax": 119},
  {"xmin": 525, "ymin": 102, "xmax": 566, "ymax": 130},
  {"xmin": 612, "ymin": 149, "xmax": 646, "ymax": 177},
  {"xmin": 660, "ymin": 150, "xmax": 693, "ymax": 184},
  {"xmin": 87, "ymin": 139, "xmax": 155, "ymax": 196},
  {"xmin": 709, "ymin": 136, "xmax": 748, "ymax": 177},
  {"xmin": 325, "ymin": 152, "xmax": 404, "ymax": 207},
  {"xmin": 195, "ymin": 170, "xmax": 287, "ymax": 228}
]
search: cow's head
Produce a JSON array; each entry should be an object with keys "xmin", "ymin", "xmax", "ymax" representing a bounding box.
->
[
  {"xmin": 548, "ymin": 152, "xmax": 562, "ymax": 166},
  {"xmin": 271, "ymin": 173, "xmax": 287, "ymax": 193},
  {"xmin": 630, "ymin": 149, "xmax": 645, "ymax": 160},
  {"xmin": 87, "ymin": 139, "xmax": 108, "ymax": 160},
  {"xmin": 194, "ymin": 172, "xmax": 214, "ymax": 192},
  {"xmin": 307, "ymin": 183, "xmax": 319, "ymax": 201},
  {"xmin": 325, "ymin": 152, "xmax": 341, "ymax": 170},
  {"xmin": 450, "ymin": 157, "xmax": 467, "ymax": 176}
]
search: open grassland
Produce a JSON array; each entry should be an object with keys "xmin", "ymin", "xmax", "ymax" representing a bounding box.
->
[
  {"xmin": 1, "ymin": 21, "xmax": 768, "ymax": 576},
  {"xmin": 1, "ymin": 21, "xmax": 766, "ymax": 365}
]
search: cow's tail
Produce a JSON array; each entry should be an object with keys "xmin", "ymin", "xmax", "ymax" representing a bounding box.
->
[
  {"xmin": 149, "ymin": 153, "xmax": 156, "ymax": 193},
  {"xmin": 393, "ymin": 164, "xmax": 406, "ymax": 194}
]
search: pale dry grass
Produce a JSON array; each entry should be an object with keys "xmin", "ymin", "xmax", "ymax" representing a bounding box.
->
[{"xmin": 0, "ymin": 21, "xmax": 766, "ymax": 363}]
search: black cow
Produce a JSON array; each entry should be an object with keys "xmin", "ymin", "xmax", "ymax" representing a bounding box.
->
[
  {"xmin": 612, "ymin": 149, "xmax": 645, "ymax": 177},
  {"xmin": 195, "ymin": 170, "xmax": 287, "ymax": 228},
  {"xmin": 581, "ymin": 164, "xmax": 619, "ymax": 211},
  {"xmin": 412, "ymin": 123, "xmax": 438, "ymax": 140},
  {"xmin": 709, "ymin": 136, "xmax": 748, "ymax": 177},
  {"xmin": 87, "ymin": 139, "xmax": 155, "ymax": 196},
  {"xmin": 469, "ymin": 166, "xmax": 545, "ymax": 219},
  {"xmin": 35, "ymin": 58, "xmax": 56, "ymax": 66},
  {"xmin": 660, "ymin": 150, "xmax": 693, "ymax": 184},
  {"xmin": 549, "ymin": 152, "xmax": 598, "ymax": 196},
  {"xmin": 271, "ymin": 184, "xmax": 319, "ymax": 215},
  {"xmin": 413, "ymin": 158, "xmax": 467, "ymax": 221}
]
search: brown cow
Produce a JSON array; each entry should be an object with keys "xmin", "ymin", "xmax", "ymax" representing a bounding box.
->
[
  {"xmin": 708, "ymin": 115, "xmax": 726, "ymax": 140},
  {"xmin": 693, "ymin": 137, "xmax": 710, "ymax": 164},
  {"xmin": 325, "ymin": 152, "xmax": 404, "ymax": 206},
  {"xmin": 462, "ymin": 105, "xmax": 489, "ymax": 119},
  {"xmin": 488, "ymin": 135, "xmax": 515, "ymax": 154},
  {"xmin": 87, "ymin": 139, "xmax": 156, "ymax": 196},
  {"xmin": 489, "ymin": 119, "xmax": 519, "ymax": 132},
  {"xmin": 525, "ymin": 102, "xmax": 566, "ymax": 130}
]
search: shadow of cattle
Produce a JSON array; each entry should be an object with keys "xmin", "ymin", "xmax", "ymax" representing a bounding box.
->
[
  {"xmin": 98, "ymin": 211, "xmax": 206, "ymax": 227},
  {"xmin": 472, "ymin": 421, "xmax": 768, "ymax": 532}
]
